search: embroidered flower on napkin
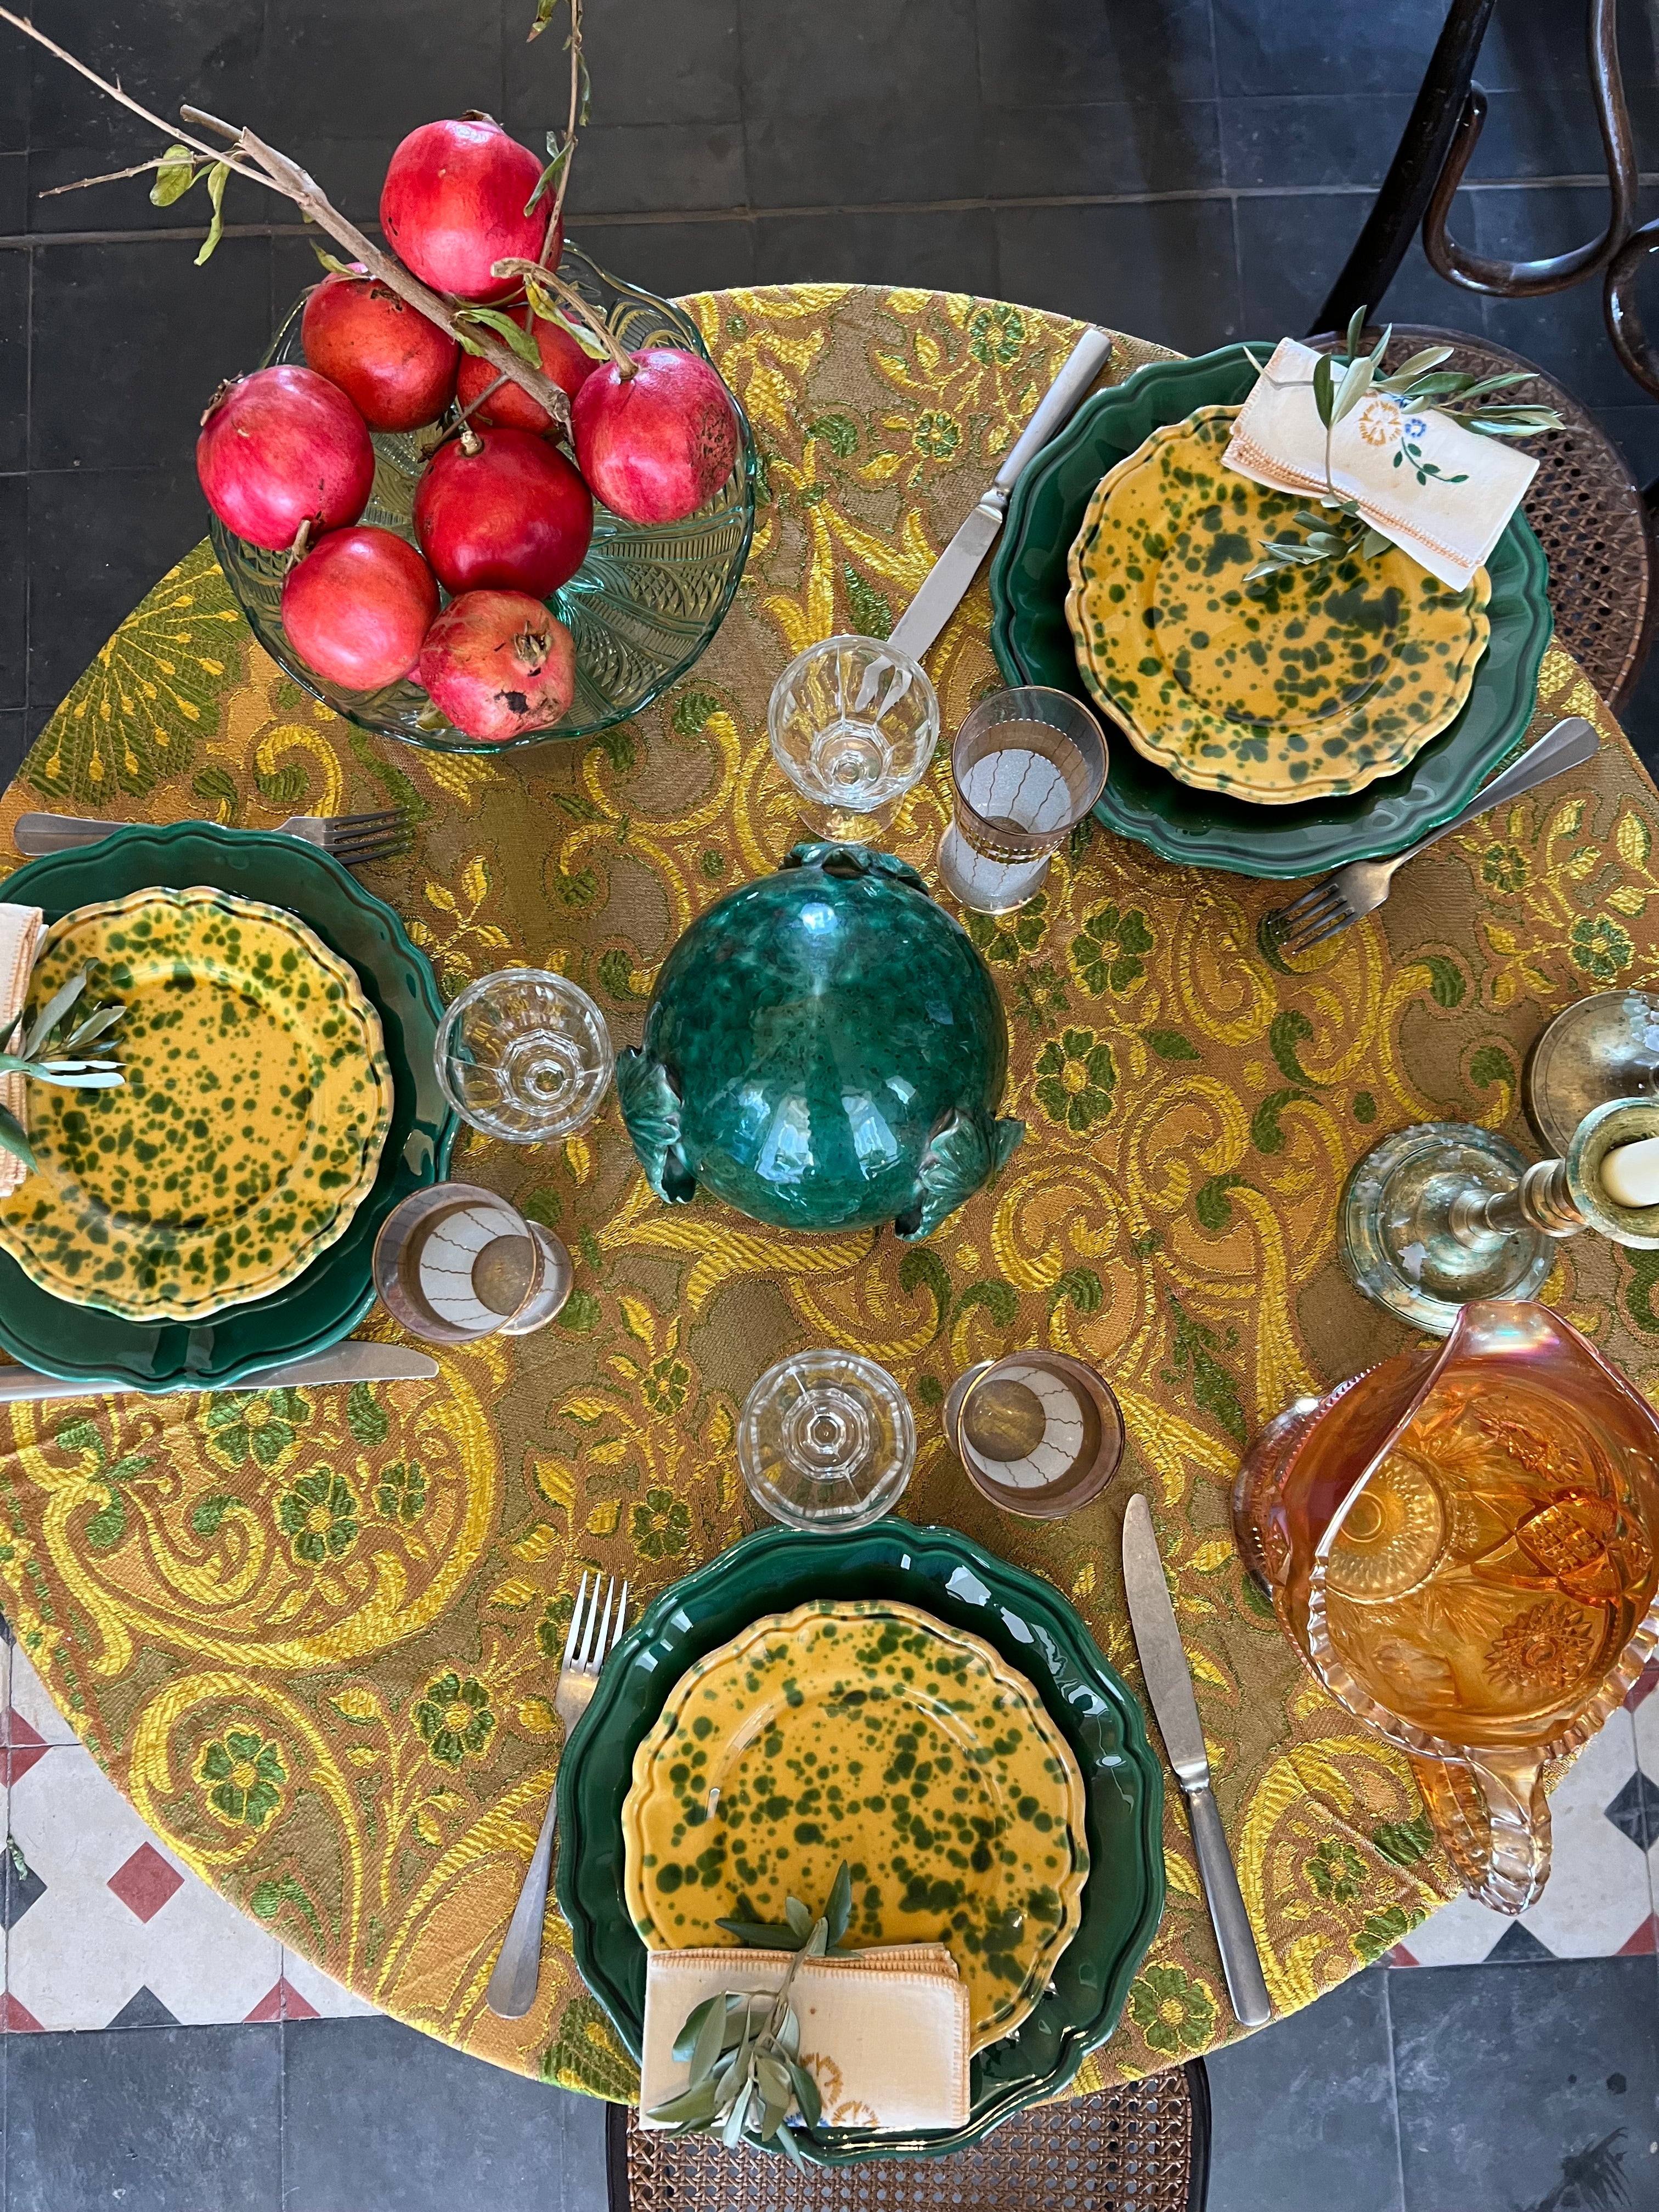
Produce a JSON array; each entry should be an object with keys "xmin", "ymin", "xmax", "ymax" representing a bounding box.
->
[{"xmin": 1224, "ymin": 336, "xmax": 1538, "ymax": 591}]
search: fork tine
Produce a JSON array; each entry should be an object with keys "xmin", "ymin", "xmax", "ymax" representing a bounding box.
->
[
  {"xmin": 583, "ymin": 1576, "xmax": 617, "ymax": 1671},
  {"xmin": 330, "ymin": 808, "xmax": 408, "ymax": 833},
  {"xmin": 326, "ymin": 821, "xmax": 412, "ymax": 849},
  {"xmin": 608, "ymin": 1582, "xmax": 629, "ymax": 1654},
  {"xmin": 562, "ymin": 1571, "xmax": 590, "ymax": 1671},
  {"xmin": 1282, "ymin": 907, "xmax": 1357, "ymax": 958},
  {"xmin": 328, "ymin": 837, "xmax": 414, "ymax": 867},
  {"xmin": 1267, "ymin": 881, "xmax": 1343, "ymax": 933}
]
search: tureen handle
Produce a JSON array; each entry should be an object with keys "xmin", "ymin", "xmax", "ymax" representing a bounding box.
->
[
  {"xmin": 901, "ymin": 1109, "xmax": 1025, "ymax": 1241},
  {"xmin": 616, "ymin": 1048, "xmax": 696, "ymax": 1204}
]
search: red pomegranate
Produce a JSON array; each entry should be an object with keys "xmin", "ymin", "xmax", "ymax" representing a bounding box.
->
[
  {"xmin": 456, "ymin": 313, "xmax": 599, "ymax": 433},
  {"xmin": 571, "ymin": 348, "xmax": 740, "ymax": 526},
  {"xmin": 380, "ymin": 117, "xmax": 554, "ymax": 304},
  {"xmin": 281, "ymin": 527, "xmax": 439, "ymax": 692},
  {"xmin": 301, "ymin": 269, "xmax": 459, "ymax": 432},
  {"xmin": 417, "ymin": 590, "xmax": 576, "ymax": 742},
  {"xmin": 413, "ymin": 426, "xmax": 592, "ymax": 599},
  {"xmin": 197, "ymin": 365, "xmax": 375, "ymax": 552}
]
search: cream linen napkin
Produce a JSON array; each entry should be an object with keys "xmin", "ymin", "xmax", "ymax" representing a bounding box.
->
[
  {"xmin": 1223, "ymin": 336, "xmax": 1538, "ymax": 590},
  {"xmin": 640, "ymin": 1944, "xmax": 970, "ymax": 2133},
  {"xmin": 0, "ymin": 905, "xmax": 45, "ymax": 1201}
]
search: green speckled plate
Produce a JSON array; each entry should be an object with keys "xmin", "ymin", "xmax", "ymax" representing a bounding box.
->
[
  {"xmin": 0, "ymin": 887, "xmax": 393, "ymax": 1322},
  {"xmin": 557, "ymin": 1520, "xmax": 1165, "ymax": 2164},
  {"xmin": 990, "ymin": 344, "xmax": 1553, "ymax": 878},
  {"xmin": 1065, "ymin": 406, "xmax": 1492, "ymax": 803},
  {"xmin": 621, "ymin": 1598, "xmax": 1088, "ymax": 2051},
  {"xmin": 0, "ymin": 825, "xmax": 454, "ymax": 1391}
]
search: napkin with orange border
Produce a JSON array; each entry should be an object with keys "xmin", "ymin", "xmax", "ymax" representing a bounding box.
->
[{"xmin": 0, "ymin": 904, "xmax": 46, "ymax": 1200}]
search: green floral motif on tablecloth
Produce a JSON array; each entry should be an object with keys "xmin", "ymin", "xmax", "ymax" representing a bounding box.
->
[
  {"xmin": 278, "ymin": 1469, "xmax": 359, "ymax": 1565},
  {"xmin": 1307, "ymin": 1837, "xmax": 1367, "ymax": 1904},
  {"xmin": 631, "ymin": 1487, "xmax": 690, "ymax": 1561},
  {"xmin": 1480, "ymin": 842, "xmax": 1530, "ymax": 894},
  {"xmin": 199, "ymin": 1730, "xmax": 286, "ymax": 1830},
  {"xmin": 967, "ymin": 895, "xmax": 1049, "ymax": 966},
  {"xmin": 206, "ymin": 1389, "xmax": 308, "ymax": 1472},
  {"xmin": 1034, "ymin": 1030, "xmax": 1117, "ymax": 1132},
  {"xmin": 1128, "ymin": 1964, "xmax": 1218, "ymax": 2057},
  {"xmin": 414, "ymin": 1673, "xmax": 495, "ymax": 1768},
  {"xmin": 1571, "ymin": 913, "xmax": 1634, "ymax": 980},
  {"xmin": 1070, "ymin": 902, "xmax": 1153, "ymax": 995},
  {"xmin": 376, "ymin": 1460, "xmax": 427, "ymax": 1523}
]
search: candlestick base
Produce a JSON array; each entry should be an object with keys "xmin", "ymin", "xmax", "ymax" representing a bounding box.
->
[
  {"xmin": 1526, "ymin": 990, "xmax": 1659, "ymax": 1154},
  {"xmin": 1340, "ymin": 1122, "xmax": 1553, "ymax": 1336}
]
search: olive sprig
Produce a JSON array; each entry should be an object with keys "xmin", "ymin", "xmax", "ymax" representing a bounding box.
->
[
  {"xmin": 0, "ymin": 964, "xmax": 126, "ymax": 1176},
  {"xmin": 647, "ymin": 1861, "xmax": 857, "ymax": 2163},
  {"xmin": 1243, "ymin": 305, "xmax": 1564, "ymax": 585}
]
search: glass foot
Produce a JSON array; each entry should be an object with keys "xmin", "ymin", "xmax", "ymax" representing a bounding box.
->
[
  {"xmin": 1525, "ymin": 990, "xmax": 1659, "ymax": 1154},
  {"xmin": 1340, "ymin": 1121, "xmax": 1552, "ymax": 1336}
]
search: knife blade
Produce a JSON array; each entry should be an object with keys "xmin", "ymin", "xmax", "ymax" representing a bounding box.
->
[
  {"xmin": 1122, "ymin": 1491, "xmax": 1273, "ymax": 2029},
  {"xmin": 0, "ymin": 1340, "xmax": 438, "ymax": 1402},
  {"xmin": 888, "ymin": 326, "xmax": 1114, "ymax": 664}
]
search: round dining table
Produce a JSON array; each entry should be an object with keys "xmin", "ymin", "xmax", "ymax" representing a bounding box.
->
[{"xmin": 0, "ymin": 279, "xmax": 1651, "ymax": 2101}]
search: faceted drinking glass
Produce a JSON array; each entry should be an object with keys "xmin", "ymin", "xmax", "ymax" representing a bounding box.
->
[
  {"xmin": 738, "ymin": 1348, "xmax": 916, "ymax": 1531},
  {"xmin": 767, "ymin": 634, "xmax": 940, "ymax": 838},
  {"xmin": 436, "ymin": 969, "xmax": 613, "ymax": 1144}
]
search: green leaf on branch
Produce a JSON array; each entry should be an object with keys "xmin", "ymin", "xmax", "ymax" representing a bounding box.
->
[
  {"xmin": 454, "ymin": 308, "xmax": 541, "ymax": 366},
  {"xmin": 527, "ymin": 0, "xmax": 560, "ymax": 37},
  {"xmin": 195, "ymin": 161, "xmax": 230, "ymax": 267},
  {"xmin": 0, "ymin": 1107, "xmax": 35, "ymax": 1175},
  {"xmin": 309, "ymin": 244, "xmax": 360, "ymax": 276},
  {"xmin": 1312, "ymin": 349, "xmax": 1336, "ymax": 429},
  {"xmin": 526, "ymin": 138, "xmax": 573, "ymax": 215},
  {"xmin": 150, "ymin": 145, "xmax": 200, "ymax": 207}
]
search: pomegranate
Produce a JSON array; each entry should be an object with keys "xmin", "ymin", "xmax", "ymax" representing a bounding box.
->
[
  {"xmin": 301, "ymin": 269, "xmax": 459, "ymax": 432},
  {"xmin": 380, "ymin": 117, "xmax": 554, "ymax": 304},
  {"xmin": 456, "ymin": 312, "xmax": 599, "ymax": 433},
  {"xmin": 417, "ymin": 590, "xmax": 576, "ymax": 742},
  {"xmin": 281, "ymin": 527, "xmax": 439, "ymax": 692},
  {"xmin": 197, "ymin": 365, "xmax": 375, "ymax": 552},
  {"xmin": 571, "ymin": 348, "xmax": 740, "ymax": 526},
  {"xmin": 413, "ymin": 426, "xmax": 592, "ymax": 599}
]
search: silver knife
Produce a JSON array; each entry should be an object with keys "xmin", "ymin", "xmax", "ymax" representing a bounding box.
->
[
  {"xmin": 889, "ymin": 326, "xmax": 1114, "ymax": 663},
  {"xmin": 1121, "ymin": 1491, "xmax": 1273, "ymax": 2029},
  {"xmin": 0, "ymin": 1340, "xmax": 437, "ymax": 1402}
]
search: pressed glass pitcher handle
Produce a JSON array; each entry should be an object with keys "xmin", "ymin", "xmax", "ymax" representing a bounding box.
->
[{"xmin": 1411, "ymin": 1750, "xmax": 1551, "ymax": 1916}]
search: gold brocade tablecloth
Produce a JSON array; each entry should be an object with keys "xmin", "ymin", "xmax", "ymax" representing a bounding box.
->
[{"xmin": 0, "ymin": 283, "xmax": 1654, "ymax": 2098}]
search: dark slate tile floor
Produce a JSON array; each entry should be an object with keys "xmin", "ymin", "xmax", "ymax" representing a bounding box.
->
[{"xmin": 3, "ymin": 0, "xmax": 1659, "ymax": 2206}]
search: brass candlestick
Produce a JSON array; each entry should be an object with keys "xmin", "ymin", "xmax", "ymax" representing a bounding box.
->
[{"xmin": 1340, "ymin": 1098, "xmax": 1659, "ymax": 1336}]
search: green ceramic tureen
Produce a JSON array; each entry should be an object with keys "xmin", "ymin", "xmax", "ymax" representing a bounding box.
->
[{"xmin": 616, "ymin": 844, "xmax": 1023, "ymax": 1238}]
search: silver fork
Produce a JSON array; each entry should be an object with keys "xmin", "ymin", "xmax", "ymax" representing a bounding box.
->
[
  {"xmin": 486, "ymin": 1571, "xmax": 629, "ymax": 2021},
  {"xmin": 14, "ymin": 808, "xmax": 413, "ymax": 869},
  {"xmin": 1265, "ymin": 715, "xmax": 1599, "ymax": 959}
]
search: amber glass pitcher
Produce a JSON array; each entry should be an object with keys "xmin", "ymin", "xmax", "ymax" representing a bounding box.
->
[{"xmin": 1233, "ymin": 1301, "xmax": 1659, "ymax": 1913}]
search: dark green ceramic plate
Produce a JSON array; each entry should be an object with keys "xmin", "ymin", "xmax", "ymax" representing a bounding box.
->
[
  {"xmin": 989, "ymin": 344, "xmax": 1555, "ymax": 879},
  {"xmin": 0, "ymin": 824, "xmax": 454, "ymax": 1391},
  {"xmin": 556, "ymin": 1519, "xmax": 1165, "ymax": 2164}
]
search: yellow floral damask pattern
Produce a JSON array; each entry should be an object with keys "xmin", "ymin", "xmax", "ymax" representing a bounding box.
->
[{"xmin": 0, "ymin": 286, "xmax": 1654, "ymax": 2098}]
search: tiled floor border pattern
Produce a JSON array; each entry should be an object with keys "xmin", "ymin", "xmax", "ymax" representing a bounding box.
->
[{"xmin": 5, "ymin": 1620, "xmax": 1659, "ymax": 2033}]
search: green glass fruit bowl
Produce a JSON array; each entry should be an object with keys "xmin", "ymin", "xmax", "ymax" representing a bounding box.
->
[
  {"xmin": 0, "ymin": 823, "xmax": 454, "ymax": 1391},
  {"xmin": 555, "ymin": 1517, "xmax": 1166, "ymax": 2163},
  {"xmin": 989, "ymin": 343, "xmax": 1554, "ymax": 879},
  {"xmin": 210, "ymin": 242, "xmax": 758, "ymax": 755}
]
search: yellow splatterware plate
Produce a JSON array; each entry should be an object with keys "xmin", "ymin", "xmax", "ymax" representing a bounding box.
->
[
  {"xmin": 0, "ymin": 886, "xmax": 393, "ymax": 1322},
  {"xmin": 1064, "ymin": 405, "xmax": 1492, "ymax": 803},
  {"xmin": 620, "ymin": 1598, "xmax": 1090, "ymax": 2051}
]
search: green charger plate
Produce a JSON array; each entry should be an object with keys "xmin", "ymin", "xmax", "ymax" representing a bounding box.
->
[
  {"xmin": 989, "ymin": 344, "xmax": 1554, "ymax": 879},
  {"xmin": 0, "ymin": 823, "xmax": 454, "ymax": 1391},
  {"xmin": 555, "ymin": 1518, "xmax": 1165, "ymax": 2164}
]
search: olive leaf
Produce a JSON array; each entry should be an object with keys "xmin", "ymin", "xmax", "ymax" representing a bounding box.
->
[
  {"xmin": 149, "ymin": 144, "xmax": 200, "ymax": 207},
  {"xmin": 195, "ymin": 160, "xmax": 230, "ymax": 267}
]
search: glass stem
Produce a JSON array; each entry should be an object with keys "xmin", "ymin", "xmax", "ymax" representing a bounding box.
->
[{"xmin": 1448, "ymin": 1158, "xmax": 1582, "ymax": 1245}]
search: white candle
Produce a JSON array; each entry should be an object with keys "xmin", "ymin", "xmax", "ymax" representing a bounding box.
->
[{"xmin": 1599, "ymin": 1135, "xmax": 1659, "ymax": 1208}]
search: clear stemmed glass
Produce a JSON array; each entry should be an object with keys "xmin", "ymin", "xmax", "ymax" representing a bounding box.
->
[
  {"xmin": 436, "ymin": 969, "xmax": 613, "ymax": 1143},
  {"xmin": 767, "ymin": 634, "xmax": 940, "ymax": 839},
  {"xmin": 738, "ymin": 1348, "xmax": 916, "ymax": 1531}
]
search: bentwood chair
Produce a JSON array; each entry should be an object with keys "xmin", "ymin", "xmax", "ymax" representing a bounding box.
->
[
  {"xmin": 603, "ymin": 2061, "xmax": 1212, "ymax": 2212},
  {"xmin": 1310, "ymin": 0, "xmax": 1659, "ymax": 711}
]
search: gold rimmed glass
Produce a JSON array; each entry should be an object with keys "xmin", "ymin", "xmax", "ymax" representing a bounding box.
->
[{"xmin": 936, "ymin": 685, "xmax": 1107, "ymax": 913}]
